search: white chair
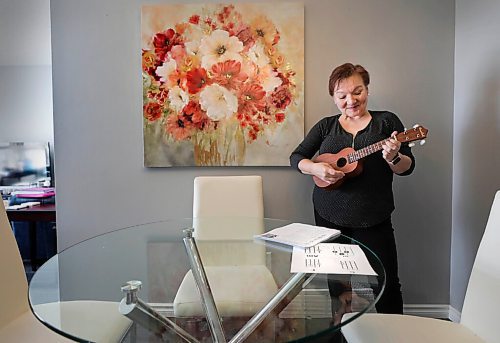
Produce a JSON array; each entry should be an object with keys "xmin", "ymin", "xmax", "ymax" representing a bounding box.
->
[
  {"xmin": 173, "ymin": 175, "xmax": 279, "ymax": 317},
  {"xmin": 341, "ymin": 190, "xmax": 500, "ymax": 343},
  {"xmin": 0, "ymin": 201, "xmax": 131, "ymax": 342}
]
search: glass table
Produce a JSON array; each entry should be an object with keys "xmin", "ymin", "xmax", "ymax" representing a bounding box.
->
[{"xmin": 29, "ymin": 218, "xmax": 385, "ymax": 342}]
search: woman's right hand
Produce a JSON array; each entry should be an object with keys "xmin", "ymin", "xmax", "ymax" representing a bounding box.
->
[
  {"xmin": 298, "ymin": 159, "xmax": 345, "ymax": 185},
  {"xmin": 311, "ymin": 162, "xmax": 345, "ymax": 185}
]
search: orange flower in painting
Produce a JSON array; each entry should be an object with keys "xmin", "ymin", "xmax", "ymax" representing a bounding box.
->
[
  {"xmin": 237, "ymin": 83, "xmax": 266, "ymax": 116},
  {"xmin": 211, "ymin": 60, "xmax": 248, "ymax": 90},
  {"xmin": 147, "ymin": 86, "xmax": 169, "ymax": 105},
  {"xmin": 186, "ymin": 67, "xmax": 210, "ymax": 94},
  {"xmin": 250, "ymin": 15, "xmax": 279, "ymax": 47},
  {"xmin": 166, "ymin": 69, "xmax": 187, "ymax": 90},
  {"xmin": 143, "ymin": 102, "xmax": 163, "ymax": 122},
  {"xmin": 142, "ymin": 50, "xmax": 157, "ymax": 71},
  {"xmin": 175, "ymin": 22, "xmax": 189, "ymax": 35},
  {"xmin": 165, "ymin": 113, "xmax": 192, "ymax": 140}
]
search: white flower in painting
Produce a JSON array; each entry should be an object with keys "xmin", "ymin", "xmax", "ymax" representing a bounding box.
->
[
  {"xmin": 199, "ymin": 29, "xmax": 243, "ymax": 69},
  {"xmin": 199, "ymin": 84, "xmax": 238, "ymax": 121},
  {"xmin": 185, "ymin": 40, "xmax": 201, "ymax": 56},
  {"xmin": 168, "ymin": 86, "xmax": 189, "ymax": 112},
  {"xmin": 156, "ymin": 59, "xmax": 177, "ymax": 83},
  {"xmin": 185, "ymin": 26, "xmax": 204, "ymax": 56},
  {"xmin": 259, "ymin": 64, "xmax": 283, "ymax": 93},
  {"xmin": 247, "ymin": 42, "xmax": 270, "ymax": 68}
]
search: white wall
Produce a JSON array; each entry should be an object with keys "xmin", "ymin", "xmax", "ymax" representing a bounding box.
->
[
  {"xmin": 0, "ymin": 0, "xmax": 53, "ymax": 143},
  {"xmin": 50, "ymin": 0, "xmax": 455, "ymax": 306},
  {"xmin": 452, "ymin": 0, "xmax": 500, "ymax": 312}
]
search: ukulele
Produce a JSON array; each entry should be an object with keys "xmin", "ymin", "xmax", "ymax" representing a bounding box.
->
[{"xmin": 313, "ymin": 125, "xmax": 428, "ymax": 189}]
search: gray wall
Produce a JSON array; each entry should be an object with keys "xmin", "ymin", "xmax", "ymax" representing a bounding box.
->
[
  {"xmin": 0, "ymin": 0, "xmax": 53, "ymax": 143},
  {"xmin": 50, "ymin": 0, "xmax": 455, "ymax": 307},
  {"xmin": 451, "ymin": 0, "xmax": 500, "ymax": 312}
]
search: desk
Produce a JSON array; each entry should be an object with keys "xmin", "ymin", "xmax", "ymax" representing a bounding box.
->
[
  {"xmin": 29, "ymin": 218, "xmax": 385, "ymax": 342},
  {"xmin": 6, "ymin": 204, "xmax": 56, "ymax": 270}
]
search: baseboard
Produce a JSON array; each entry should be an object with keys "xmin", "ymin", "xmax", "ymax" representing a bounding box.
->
[
  {"xmin": 448, "ymin": 306, "xmax": 461, "ymax": 322},
  {"xmin": 403, "ymin": 304, "xmax": 455, "ymax": 320},
  {"xmin": 151, "ymin": 295, "xmax": 462, "ymax": 322}
]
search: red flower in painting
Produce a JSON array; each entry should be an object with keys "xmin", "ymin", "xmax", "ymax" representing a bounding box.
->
[
  {"xmin": 237, "ymin": 83, "xmax": 266, "ymax": 116},
  {"xmin": 235, "ymin": 26, "xmax": 256, "ymax": 51},
  {"xmin": 211, "ymin": 60, "xmax": 248, "ymax": 90},
  {"xmin": 165, "ymin": 113, "xmax": 192, "ymax": 140},
  {"xmin": 275, "ymin": 112, "xmax": 285, "ymax": 123},
  {"xmin": 186, "ymin": 68, "xmax": 210, "ymax": 94},
  {"xmin": 270, "ymin": 85, "xmax": 292, "ymax": 110},
  {"xmin": 182, "ymin": 101, "xmax": 209, "ymax": 130},
  {"xmin": 143, "ymin": 102, "xmax": 163, "ymax": 121},
  {"xmin": 153, "ymin": 29, "xmax": 180, "ymax": 61},
  {"xmin": 189, "ymin": 15, "xmax": 200, "ymax": 25}
]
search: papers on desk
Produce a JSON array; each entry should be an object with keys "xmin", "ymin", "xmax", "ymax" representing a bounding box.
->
[
  {"xmin": 12, "ymin": 187, "xmax": 55, "ymax": 198},
  {"xmin": 254, "ymin": 223, "xmax": 340, "ymax": 248},
  {"xmin": 291, "ymin": 243, "xmax": 377, "ymax": 276},
  {"xmin": 6, "ymin": 201, "xmax": 41, "ymax": 210}
]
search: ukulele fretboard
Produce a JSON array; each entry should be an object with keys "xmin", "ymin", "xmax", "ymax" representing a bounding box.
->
[{"xmin": 347, "ymin": 139, "xmax": 390, "ymax": 163}]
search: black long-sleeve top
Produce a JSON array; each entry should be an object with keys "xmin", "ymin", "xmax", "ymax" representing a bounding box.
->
[{"xmin": 290, "ymin": 111, "xmax": 415, "ymax": 228}]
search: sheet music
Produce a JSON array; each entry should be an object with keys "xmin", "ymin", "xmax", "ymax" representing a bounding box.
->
[
  {"xmin": 254, "ymin": 223, "xmax": 340, "ymax": 248},
  {"xmin": 290, "ymin": 243, "xmax": 377, "ymax": 275}
]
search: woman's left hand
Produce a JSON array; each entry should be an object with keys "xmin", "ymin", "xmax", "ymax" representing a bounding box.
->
[{"xmin": 382, "ymin": 131, "xmax": 401, "ymax": 162}]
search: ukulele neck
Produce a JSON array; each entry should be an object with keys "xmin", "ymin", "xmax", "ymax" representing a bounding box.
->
[{"xmin": 348, "ymin": 138, "xmax": 391, "ymax": 163}]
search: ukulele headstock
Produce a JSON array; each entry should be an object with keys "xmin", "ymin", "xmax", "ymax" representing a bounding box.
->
[{"xmin": 397, "ymin": 124, "xmax": 428, "ymax": 147}]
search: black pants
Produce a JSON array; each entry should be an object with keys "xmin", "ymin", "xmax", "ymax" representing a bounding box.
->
[{"xmin": 315, "ymin": 211, "xmax": 404, "ymax": 314}]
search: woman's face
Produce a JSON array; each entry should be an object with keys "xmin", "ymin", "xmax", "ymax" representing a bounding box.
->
[{"xmin": 333, "ymin": 74, "xmax": 369, "ymax": 118}]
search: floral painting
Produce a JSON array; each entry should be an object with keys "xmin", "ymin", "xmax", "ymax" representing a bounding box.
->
[{"xmin": 142, "ymin": 3, "xmax": 304, "ymax": 166}]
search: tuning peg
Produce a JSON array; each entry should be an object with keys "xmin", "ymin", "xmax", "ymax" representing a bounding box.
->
[
  {"xmin": 413, "ymin": 124, "xmax": 420, "ymax": 128},
  {"xmin": 420, "ymin": 140, "xmax": 426, "ymax": 146},
  {"xmin": 409, "ymin": 142, "xmax": 415, "ymax": 147}
]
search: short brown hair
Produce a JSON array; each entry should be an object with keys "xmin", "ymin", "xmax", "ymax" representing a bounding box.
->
[{"xmin": 328, "ymin": 63, "xmax": 370, "ymax": 96}]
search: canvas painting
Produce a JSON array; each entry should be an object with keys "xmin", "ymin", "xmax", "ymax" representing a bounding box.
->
[{"xmin": 142, "ymin": 3, "xmax": 304, "ymax": 166}]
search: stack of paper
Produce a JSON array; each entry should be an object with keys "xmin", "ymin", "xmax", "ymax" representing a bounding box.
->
[{"xmin": 254, "ymin": 223, "xmax": 340, "ymax": 248}]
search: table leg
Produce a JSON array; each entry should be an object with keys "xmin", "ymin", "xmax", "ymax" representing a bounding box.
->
[
  {"xmin": 229, "ymin": 272, "xmax": 311, "ymax": 343},
  {"xmin": 183, "ymin": 229, "xmax": 227, "ymax": 343},
  {"xmin": 28, "ymin": 221, "xmax": 38, "ymax": 271}
]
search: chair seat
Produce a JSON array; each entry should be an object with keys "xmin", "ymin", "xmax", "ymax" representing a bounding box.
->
[
  {"xmin": 32, "ymin": 300, "xmax": 132, "ymax": 342},
  {"xmin": 341, "ymin": 313, "xmax": 484, "ymax": 343},
  {"xmin": 0, "ymin": 309, "xmax": 72, "ymax": 342},
  {"xmin": 173, "ymin": 265, "xmax": 278, "ymax": 317}
]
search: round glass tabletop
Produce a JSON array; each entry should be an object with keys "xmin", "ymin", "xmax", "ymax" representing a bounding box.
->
[{"xmin": 29, "ymin": 218, "xmax": 385, "ymax": 342}]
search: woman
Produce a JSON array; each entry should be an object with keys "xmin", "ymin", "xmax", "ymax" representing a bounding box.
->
[{"xmin": 290, "ymin": 63, "xmax": 415, "ymax": 314}]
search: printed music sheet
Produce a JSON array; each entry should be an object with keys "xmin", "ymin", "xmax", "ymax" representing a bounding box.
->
[{"xmin": 290, "ymin": 243, "xmax": 377, "ymax": 275}]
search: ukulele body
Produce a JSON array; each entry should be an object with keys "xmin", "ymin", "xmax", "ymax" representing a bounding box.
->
[{"xmin": 313, "ymin": 147, "xmax": 363, "ymax": 189}]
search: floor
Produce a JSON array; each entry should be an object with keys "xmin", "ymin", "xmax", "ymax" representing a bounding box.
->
[{"xmin": 120, "ymin": 318, "xmax": 347, "ymax": 343}]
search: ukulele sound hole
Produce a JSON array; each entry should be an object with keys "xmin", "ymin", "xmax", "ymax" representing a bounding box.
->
[{"xmin": 337, "ymin": 158, "xmax": 347, "ymax": 168}]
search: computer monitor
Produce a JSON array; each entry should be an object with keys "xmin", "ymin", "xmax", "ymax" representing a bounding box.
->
[{"xmin": 0, "ymin": 142, "xmax": 52, "ymax": 189}]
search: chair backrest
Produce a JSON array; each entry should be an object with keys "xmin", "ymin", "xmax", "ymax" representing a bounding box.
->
[
  {"xmin": 192, "ymin": 175, "xmax": 264, "ymax": 240},
  {"xmin": 461, "ymin": 190, "xmax": 500, "ymax": 342},
  {"xmin": 0, "ymin": 201, "xmax": 29, "ymax": 327},
  {"xmin": 192, "ymin": 175, "xmax": 266, "ymax": 265}
]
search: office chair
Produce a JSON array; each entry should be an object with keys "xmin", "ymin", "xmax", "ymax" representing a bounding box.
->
[
  {"xmin": 173, "ymin": 175, "xmax": 279, "ymax": 317},
  {"xmin": 0, "ymin": 201, "xmax": 131, "ymax": 342},
  {"xmin": 341, "ymin": 190, "xmax": 500, "ymax": 343}
]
